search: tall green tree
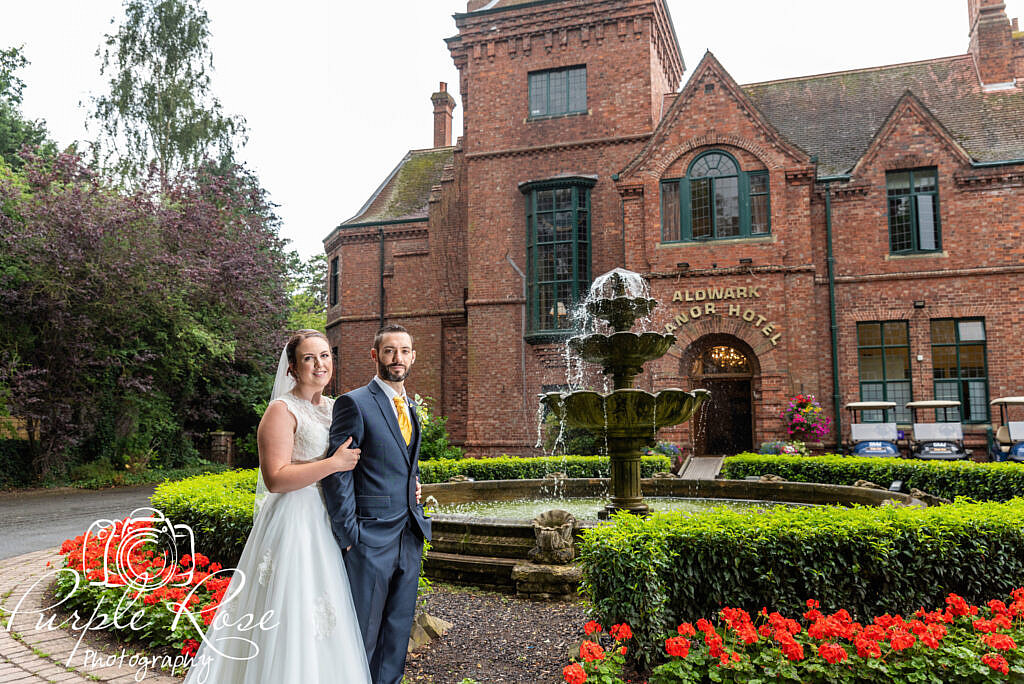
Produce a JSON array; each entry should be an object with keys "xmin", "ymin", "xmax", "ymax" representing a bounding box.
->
[
  {"xmin": 285, "ymin": 252, "xmax": 327, "ymax": 332},
  {"xmin": 0, "ymin": 46, "xmax": 54, "ymax": 168},
  {"xmin": 91, "ymin": 0, "xmax": 246, "ymax": 186}
]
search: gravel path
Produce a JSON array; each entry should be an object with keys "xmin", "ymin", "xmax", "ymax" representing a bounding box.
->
[{"xmin": 405, "ymin": 584, "xmax": 589, "ymax": 684}]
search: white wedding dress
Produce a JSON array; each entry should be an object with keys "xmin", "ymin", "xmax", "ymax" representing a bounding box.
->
[{"xmin": 183, "ymin": 392, "xmax": 370, "ymax": 684}]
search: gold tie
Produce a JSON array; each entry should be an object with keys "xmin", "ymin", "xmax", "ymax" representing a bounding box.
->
[{"xmin": 393, "ymin": 396, "xmax": 412, "ymax": 445}]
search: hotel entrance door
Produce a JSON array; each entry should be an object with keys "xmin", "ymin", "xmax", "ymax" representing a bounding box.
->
[{"xmin": 690, "ymin": 342, "xmax": 755, "ymax": 456}]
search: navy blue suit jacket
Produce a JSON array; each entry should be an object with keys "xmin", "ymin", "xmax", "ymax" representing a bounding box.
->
[{"xmin": 322, "ymin": 380, "xmax": 431, "ymax": 550}]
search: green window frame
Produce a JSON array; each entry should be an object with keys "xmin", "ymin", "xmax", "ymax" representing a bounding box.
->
[
  {"xmin": 660, "ymin": 151, "xmax": 770, "ymax": 242},
  {"xmin": 930, "ymin": 318, "xmax": 989, "ymax": 423},
  {"xmin": 521, "ymin": 177, "xmax": 595, "ymax": 337},
  {"xmin": 856, "ymin": 321, "xmax": 913, "ymax": 423},
  {"xmin": 528, "ymin": 66, "xmax": 587, "ymax": 119},
  {"xmin": 887, "ymin": 168, "xmax": 940, "ymax": 253}
]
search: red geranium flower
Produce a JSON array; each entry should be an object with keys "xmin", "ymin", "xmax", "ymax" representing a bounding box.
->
[
  {"xmin": 665, "ymin": 636, "xmax": 690, "ymax": 658},
  {"xmin": 579, "ymin": 640, "xmax": 605, "ymax": 662},
  {"xmin": 817, "ymin": 642, "xmax": 848, "ymax": 664},
  {"xmin": 982, "ymin": 652, "xmax": 1010, "ymax": 675},
  {"xmin": 677, "ymin": 622, "xmax": 696, "ymax": 637},
  {"xmin": 583, "ymin": 620, "xmax": 602, "ymax": 635},
  {"xmin": 609, "ymin": 623, "xmax": 633, "ymax": 640},
  {"xmin": 563, "ymin": 662, "xmax": 587, "ymax": 684},
  {"xmin": 181, "ymin": 639, "xmax": 200, "ymax": 657}
]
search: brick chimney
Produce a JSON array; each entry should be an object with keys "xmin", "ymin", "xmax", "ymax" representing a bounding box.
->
[
  {"xmin": 431, "ymin": 82, "xmax": 456, "ymax": 148},
  {"xmin": 968, "ymin": 0, "xmax": 1017, "ymax": 88}
]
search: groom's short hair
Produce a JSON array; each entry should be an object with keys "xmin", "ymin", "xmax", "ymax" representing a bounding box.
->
[{"xmin": 374, "ymin": 324, "xmax": 413, "ymax": 351}]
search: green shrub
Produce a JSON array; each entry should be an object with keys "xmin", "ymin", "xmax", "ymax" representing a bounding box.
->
[
  {"xmin": 419, "ymin": 454, "xmax": 671, "ymax": 483},
  {"xmin": 151, "ymin": 469, "xmax": 258, "ymax": 567},
  {"xmin": 721, "ymin": 453, "xmax": 1024, "ymax": 502},
  {"xmin": 579, "ymin": 499, "xmax": 1024, "ymax": 668},
  {"xmin": 414, "ymin": 394, "xmax": 464, "ymax": 461}
]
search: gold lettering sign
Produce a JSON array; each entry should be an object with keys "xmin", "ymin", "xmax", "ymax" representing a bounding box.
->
[{"xmin": 665, "ymin": 287, "xmax": 781, "ymax": 346}]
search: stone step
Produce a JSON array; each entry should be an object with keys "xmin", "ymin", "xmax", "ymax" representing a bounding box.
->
[{"xmin": 424, "ymin": 551, "xmax": 520, "ymax": 591}]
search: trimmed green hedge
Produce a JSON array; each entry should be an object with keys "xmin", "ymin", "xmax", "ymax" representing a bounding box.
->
[
  {"xmin": 419, "ymin": 454, "xmax": 671, "ymax": 483},
  {"xmin": 152, "ymin": 455, "xmax": 671, "ymax": 565},
  {"xmin": 579, "ymin": 499, "xmax": 1024, "ymax": 669},
  {"xmin": 151, "ymin": 469, "xmax": 257, "ymax": 567},
  {"xmin": 721, "ymin": 453, "xmax": 1024, "ymax": 502}
]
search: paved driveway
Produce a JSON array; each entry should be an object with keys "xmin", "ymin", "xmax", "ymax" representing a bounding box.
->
[{"xmin": 0, "ymin": 485, "xmax": 157, "ymax": 560}]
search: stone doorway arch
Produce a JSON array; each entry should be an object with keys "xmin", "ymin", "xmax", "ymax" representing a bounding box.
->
[{"xmin": 683, "ymin": 334, "xmax": 760, "ymax": 456}]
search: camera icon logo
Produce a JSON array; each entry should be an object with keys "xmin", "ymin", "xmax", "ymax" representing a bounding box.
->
[{"xmin": 84, "ymin": 507, "xmax": 196, "ymax": 592}]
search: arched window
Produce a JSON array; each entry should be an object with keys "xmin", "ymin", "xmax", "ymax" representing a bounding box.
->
[{"xmin": 661, "ymin": 150, "xmax": 770, "ymax": 242}]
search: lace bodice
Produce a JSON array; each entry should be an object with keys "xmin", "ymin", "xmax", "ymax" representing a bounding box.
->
[{"xmin": 274, "ymin": 392, "xmax": 334, "ymax": 463}]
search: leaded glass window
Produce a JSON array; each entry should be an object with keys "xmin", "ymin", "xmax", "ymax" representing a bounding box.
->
[
  {"xmin": 887, "ymin": 168, "xmax": 940, "ymax": 253},
  {"xmin": 528, "ymin": 66, "xmax": 587, "ymax": 118},
  {"xmin": 856, "ymin": 321, "xmax": 912, "ymax": 423},
  {"xmin": 931, "ymin": 319, "xmax": 988, "ymax": 423},
  {"xmin": 523, "ymin": 178, "xmax": 594, "ymax": 334},
  {"xmin": 660, "ymin": 151, "xmax": 770, "ymax": 242}
]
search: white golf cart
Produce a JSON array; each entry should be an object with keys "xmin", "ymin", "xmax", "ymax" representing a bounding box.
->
[
  {"xmin": 844, "ymin": 401, "xmax": 900, "ymax": 457},
  {"xmin": 990, "ymin": 396, "xmax": 1024, "ymax": 462},
  {"xmin": 905, "ymin": 400, "xmax": 970, "ymax": 461}
]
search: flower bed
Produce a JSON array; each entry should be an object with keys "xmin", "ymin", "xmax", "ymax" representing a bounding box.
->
[
  {"xmin": 578, "ymin": 500, "xmax": 1024, "ymax": 668},
  {"xmin": 54, "ymin": 516, "xmax": 228, "ymax": 658},
  {"xmin": 564, "ymin": 590, "xmax": 1024, "ymax": 682},
  {"xmin": 151, "ymin": 455, "xmax": 672, "ymax": 567},
  {"xmin": 722, "ymin": 453, "xmax": 1024, "ymax": 502}
]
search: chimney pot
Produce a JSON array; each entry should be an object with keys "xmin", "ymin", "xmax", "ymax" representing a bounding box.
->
[{"xmin": 431, "ymin": 82, "xmax": 457, "ymax": 147}]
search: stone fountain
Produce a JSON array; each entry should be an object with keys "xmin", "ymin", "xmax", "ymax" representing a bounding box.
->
[{"xmin": 541, "ymin": 268, "xmax": 711, "ymax": 518}]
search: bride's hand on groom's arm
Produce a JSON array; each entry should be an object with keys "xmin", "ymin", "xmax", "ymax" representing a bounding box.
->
[
  {"xmin": 258, "ymin": 403, "xmax": 360, "ymax": 493},
  {"xmin": 329, "ymin": 437, "xmax": 360, "ymax": 472}
]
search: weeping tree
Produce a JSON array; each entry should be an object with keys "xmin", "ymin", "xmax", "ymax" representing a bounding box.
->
[
  {"xmin": 91, "ymin": 0, "xmax": 246, "ymax": 187},
  {"xmin": 0, "ymin": 45, "xmax": 55, "ymax": 168}
]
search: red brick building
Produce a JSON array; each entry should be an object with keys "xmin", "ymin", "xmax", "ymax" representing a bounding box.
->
[{"xmin": 324, "ymin": 0, "xmax": 1024, "ymax": 456}]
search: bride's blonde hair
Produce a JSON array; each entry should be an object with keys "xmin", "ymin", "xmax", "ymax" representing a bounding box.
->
[{"xmin": 285, "ymin": 329, "xmax": 328, "ymax": 377}]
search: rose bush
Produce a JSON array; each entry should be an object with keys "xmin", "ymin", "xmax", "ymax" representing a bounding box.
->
[{"xmin": 565, "ymin": 591, "xmax": 1024, "ymax": 682}]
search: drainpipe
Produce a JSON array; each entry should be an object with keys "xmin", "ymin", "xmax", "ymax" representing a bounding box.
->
[
  {"xmin": 506, "ymin": 251, "xmax": 528, "ymax": 411},
  {"xmin": 378, "ymin": 226, "xmax": 385, "ymax": 328},
  {"xmin": 824, "ymin": 183, "xmax": 843, "ymax": 447}
]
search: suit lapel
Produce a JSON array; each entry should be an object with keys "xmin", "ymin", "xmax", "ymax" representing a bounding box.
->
[
  {"xmin": 368, "ymin": 380, "xmax": 412, "ymax": 463},
  {"xmin": 409, "ymin": 398, "xmax": 421, "ymax": 459}
]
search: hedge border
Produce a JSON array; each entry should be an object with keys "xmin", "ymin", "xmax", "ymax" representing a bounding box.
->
[{"xmin": 721, "ymin": 452, "xmax": 1024, "ymax": 502}]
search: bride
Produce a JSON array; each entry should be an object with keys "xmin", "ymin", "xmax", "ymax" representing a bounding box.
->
[{"xmin": 184, "ymin": 330, "xmax": 371, "ymax": 683}]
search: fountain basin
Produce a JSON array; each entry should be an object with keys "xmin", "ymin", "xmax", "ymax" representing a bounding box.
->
[
  {"xmin": 569, "ymin": 331, "xmax": 675, "ymax": 387},
  {"xmin": 542, "ymin": 388, "xmax": 711, "ymax": 434},
  {"xmin": 422, "ymin": 478, "xmax": 923, "ymax": 594}
]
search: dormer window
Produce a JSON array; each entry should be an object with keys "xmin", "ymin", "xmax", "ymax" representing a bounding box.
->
[{"xmin": 528, "ymin": 66, "xmax": 587, "ymax": 118}]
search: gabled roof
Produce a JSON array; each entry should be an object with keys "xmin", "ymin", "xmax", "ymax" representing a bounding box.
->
[
  {"xmin": 743, "ymin": 54, "xmax": 1024, "ymax": 176},
  {"xmin": 620, "ymin": 51, "xmax": 810, "ymax": 179},
  {"xmin": 340, "ymin": 147, "xmax": 454, "ymax": 226},
  {"xmin": 850, "ymin": 91, "xmax": 973, "ymax": 177}
]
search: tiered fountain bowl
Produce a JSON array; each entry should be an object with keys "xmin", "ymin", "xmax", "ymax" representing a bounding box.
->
[{"xmin": 542, "ymin": 268, "xmax": 710, "ymax": 518}]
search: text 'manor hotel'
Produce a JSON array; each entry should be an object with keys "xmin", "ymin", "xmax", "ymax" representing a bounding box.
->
[{"xmin": 324, "ymin": 0, "xmax": 1024, "ymax": 458}]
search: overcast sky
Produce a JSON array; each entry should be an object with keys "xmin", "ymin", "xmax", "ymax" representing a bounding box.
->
[{"xmin": 2, "ymin": 0, "xmax": 1021, "ymax": 259}]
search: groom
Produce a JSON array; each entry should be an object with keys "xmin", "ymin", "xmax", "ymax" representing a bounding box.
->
[{"xmin": 322, "ymin": 324, "xmax": 431, "ymax": 684}]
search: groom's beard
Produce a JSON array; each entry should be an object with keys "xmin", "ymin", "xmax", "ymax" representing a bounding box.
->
[{"xmin": 377, "ymin": 360, "xmax": 409, "ymax": 383}]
